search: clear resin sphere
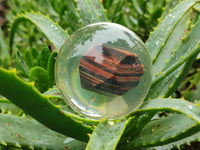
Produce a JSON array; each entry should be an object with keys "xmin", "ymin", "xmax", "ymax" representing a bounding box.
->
[{"xmin": 55, "ymin": 22, "xmax": 152, "ymax": 119}]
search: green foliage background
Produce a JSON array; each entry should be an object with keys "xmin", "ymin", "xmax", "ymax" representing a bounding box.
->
[{"xmin": 0, "ymin": 0, "xmax": 200, "ymax": 149}]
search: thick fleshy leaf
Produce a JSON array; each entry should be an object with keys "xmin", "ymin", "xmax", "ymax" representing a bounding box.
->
[
  {"xmin": 149, "ymin": 46, "xmax": 200, "ymax": 96},
  {"xmin": 0, "ymin": 27, "xmax": 11, "ymax": 68},
  {"xmin": 122, "ymin": 98, "xmax": 200, "ymax": 149},
  {"xmin": 86, "ymin": 120, "xmax": 128, "ymax": 150},
  {"xmin": 0, "ymin": 68, "xmax": 93, "ymax": 142},
  {"xmin": 39, "ymin": 47, "xmax": 51, "ymax": 69},
  {"xmin": 181, "ymin": 69, "xmax": 200, "ymax": 101},
  {"xmin": 29, "ymin": 66, "xmax": 51, "ymax": 93},
  {"xmin": 9, "ymin": 12, "xmax": 69, "ymax": 52},
  {"xmin": 147, "ymin": 37, "xmax": 200, "ymax": 99},
  {"xmin": 150, "ymin": 129, "xmax": 200, "ymax": 150},
  {"xmin": 47, "ymin": 51, "xmax": 57, "ymax": 86},
  {"xmin": 126, "ymin": 114, "xmax": 200, "ymax": 148},
  {"xmin": 0, "ymin": 113, "xmax": 66, "ymax": 149},
  {"xmin": 75, "ymin": 0, "xmax": 108, "ymax": 25},
  {"xmin": 135, "ymin": 98, "xmax": 200, "ymax": 123},
  {"xmin": 151, "ymin": 11, "xmax": 191, "ymax": 78},
  {"xmin": 12, "ymin": 49, "xmax": 30, "ymax": 77},
  {"xmin": 145, "ymin": 0, "xmax": 198, "ymax": 62},
  {"xmin": 0, "ymin": 99, "xmax": 21, "ymax": 115},
  {"xmin": 146, "ymin": 0, "xmax": 200, "ymax": 99},
  {"xmin": 0, "ymin": 113, "xmax": 86, "ymax": 149}
]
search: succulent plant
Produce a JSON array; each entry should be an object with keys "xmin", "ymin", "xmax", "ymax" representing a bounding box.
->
[{"xmin": 0, "ymin": 0, "xmax": 200, "ymax": 149}]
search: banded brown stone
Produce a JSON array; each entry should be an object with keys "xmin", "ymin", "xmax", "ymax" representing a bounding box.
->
[{"xmin": 79, "ymin": 44, "xmax": 144, "ymax": 96}]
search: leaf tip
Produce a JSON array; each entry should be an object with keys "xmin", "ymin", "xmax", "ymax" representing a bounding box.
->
[
  {"xmin": 0, "ymin": 141, "xmax": 7, "ymax": 146},
  {"xmin": 29, "ymin": 81, "xmax": 35, "ymax": 87},
  {"xmin": 7, "ymin": 110, "xmax": 12, "ymax": 114},
  {"xmin": 15, "ymin": 142, "xmax": 22, "ymax": 148},
  {"xmin": 28, "ymin": 146, "xmax": 34, "ymax": 150},
  {"xmin": 22, "ymin": 113, "xmax": 26, "ymax": 117}
]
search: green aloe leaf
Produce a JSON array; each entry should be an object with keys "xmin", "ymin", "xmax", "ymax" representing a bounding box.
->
[
  {"xmin": 9, "ymin": 12, "xmax": 69, "ymax": 52},
  {"xmin": 150, "ymin": 128, "xmax": 200, "ymax": 150},
  {"xmin": 146, "ymin": 0, "xmax": 200, "ymax": 99},
  {"xmin": 136, "ymin": 98, "xmax": 200, "ymax": 123},
  {"xmin": 75, "ymin": 0, "xmax": 108, "ymax": 25},
  {"xmin": 0, "ymin": 113, "xmax": 67, "ymax": 149},
  {"xmin": 121, "ymin": 112, "xmax": 157, "ymax": 144},
  {"xmin": 125, "ymin": 114, "xmax": 200, "ymax": 148},
  {"xmin": 47, "ymin": 51, "xmax": 57, "ymax": 86},
  {"xmin": 59, "ymin": 0, "xmax": 81, "ymax": 32},
  {"xmin": 29, "ymin": 66, "xmax": 51, "ymax": 93},
  {"xmin": 12, "ymin": 49, "xmax": 30, "ymax": 78},
  {"xmin": 86, "ymin": 119, "xmax": 128, "ymax": 150},
  {"xmin": 39, "ymin": 47, "xmax": 51, "ymax": 69},
  {"xmin": 0, "ymin": 68, "xmax": 93, "ymax": 142},
  {"xmin": 0, "ymin": 99, "xmax": 21, "ymax": 115},
  {"xmin": 145, "ymin": 0, "xmax": 198, "ymax": 62},
  {"xmin": 150, "ymin": 10, "xmax": 191, "ymax": 78},
  {"xmin": 23, "ymin": 48, "xmax": 39, "ymax": 69},
  {"xmin": 0, "ymin": 27, "xmax": 11, "ymax": 68},
  {"xmin": 181, "ymin": 69, "xmax": 200, "ymax": 101},
  {"xmin": 123, "ymin": 98, "xmax": 200, "ymax": 149},
  {"xmin": 0, "ymin": 113, "xmax": 86, "ymax": 149},
  {"xmin": 149, "ymin": 45, "xmax": 200, "ymax": 96},
  {"xmin": 161, "ymin": 0, "xmax": 179, "ymax": 19}
]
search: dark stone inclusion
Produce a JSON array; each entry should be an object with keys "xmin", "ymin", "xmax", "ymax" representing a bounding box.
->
[{"xmin": 79, "ymin": 44, "xmax": 144, "ymax": 96}]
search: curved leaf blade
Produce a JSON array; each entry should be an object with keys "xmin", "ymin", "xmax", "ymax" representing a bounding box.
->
[
  {"xmin": 150, "ymin": 46, "xmax": 200, "ymax": 91},
  {"xmin": 151, "ymin": 11, "xmax": 191, "ymax": 78},
  {"xmin": 123, "ymin": 98, "xmax": 200, "ymax": 148},
  {"xmin": 47, "ymin": 51, "xmax": 57, "ymax": 86},
  {"xmin": 127, "ymin": 114, "xmax": 200, "ymax": 148},
  {"xmin": 0, "ymin": 27, "xmax": 11, "ymax": 68},
  {"xmin": 86, "ymin": 119, "xmax": 128, "ymax": 150},
  {"xmin": 136, "ymin": 98, "xmax": 200, "ymax": 124},
  {"xmin": 151, "ymin": 129, "xmax": 200, "ymax": 150},
  {"xmin": 145, "ymin": 0, "xmax": 199, "ymax": 62},
  {"xmin": 0, "ymin": 68, "xmax": 93, "ymax": 142},
  {"xmin": 0, "ymin": 113, "xmax": 68, "ymax": 149},
  {"xmin": 144, "ymin": 0, "xmax": 200, "ymax": 99},
  {"xmin": 75, "ymin": 0, "xmax": 108, "ymax": 25},
  {"xmin": 29, "ymin": 66, "xmax": 51, "ymax": 93},
  {"xmin": 9, "ymin": 12, "xmax": 69, "ymax": 52}
]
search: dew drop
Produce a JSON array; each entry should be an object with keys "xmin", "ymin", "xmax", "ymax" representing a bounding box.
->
[
  {"xmin": 125, "ymin": 8, "xmax": 129, "ymax": 13},
  {"xmin": 64, "ymin": 138, "xmax": 75, "ymax": 144},
  {"xmin": 155, "ymin": 41, "xmax": 159, "ymax": 45},
  {"xmin": 108, "ymin": 121, "xmax": 115, "ymax": 126},
  {"xmin": 188, "ymin": 105, "xmax": 192, "ymax": 109}
]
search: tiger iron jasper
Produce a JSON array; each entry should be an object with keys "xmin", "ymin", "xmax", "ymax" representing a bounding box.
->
[{"xmin": 79, "ymin": 44, "xmax": 144, "ymax": 96}]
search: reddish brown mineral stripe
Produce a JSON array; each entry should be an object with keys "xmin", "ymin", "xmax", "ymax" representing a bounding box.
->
[
  {"xmin": 80, "ymin": 70, "xmax": 139, "ymax": 89},
  {"xmin": 80, "ymin": 71, "xmax": 133, "ymax": 95},
  {"xmin": 80, "ymin": 71, "xmax": 133, "ymax": 90},
  {"xmin": 80, "ymin": 60, "xmax": 141, "ymax": 82},
  {"xmin": 80, "ymin": 56, "xmax": 143, "ymax": 77},
  {"xmin": 81, "ymin": 55, "xmax": 143, "ymax": 72},
  {"xmin": 79, "ymin": 44, "xmax": 144, "ymax": 95}
]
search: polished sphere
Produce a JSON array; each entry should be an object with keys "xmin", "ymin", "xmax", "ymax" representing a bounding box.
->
[{"xmin": 55, "ymin": 22, "xmax": 152, "ymax": 119}]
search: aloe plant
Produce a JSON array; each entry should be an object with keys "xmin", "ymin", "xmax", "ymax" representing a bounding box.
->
[{"xmin": 1, "ymin": 0, "xmax": 200, "ymax": 149}]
